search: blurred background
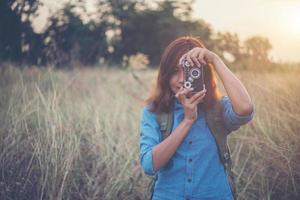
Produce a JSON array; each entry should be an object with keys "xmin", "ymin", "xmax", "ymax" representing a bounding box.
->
[
  {"xmin": 2, "ymin": 0, "xmax": 300, "ymax": 68},
  {"xmin": 0, "ymin": 0, "xmax": 300, "ymax": 200}
]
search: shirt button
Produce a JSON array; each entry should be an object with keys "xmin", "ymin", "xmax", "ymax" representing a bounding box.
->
[
  {"xmin": 187, "ymin": 178, "xmax": 191, "ymax": 182},
  {"xmin": 188, "ymin": 141, "xmax": 192, "ymax": 145},
  {"xmin": 189, "ymin": 158, "xmax": 192, "ymax": 162}
]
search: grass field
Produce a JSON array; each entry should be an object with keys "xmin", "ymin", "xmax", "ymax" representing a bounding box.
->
[{"xmin": 0, "ymin": 64, "xmax": 299, "ymax": 200}]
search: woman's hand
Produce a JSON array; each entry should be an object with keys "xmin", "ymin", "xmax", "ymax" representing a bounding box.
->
[
  {"xmin": 175, "ymin": 87, "xmax": 207, "ymax": 124},
  {"xmin": 181, "ymin": 47, "xmax": 254, "ymax": 116},
  {"xmin": 179, "ymin": 47, "xmax": 219, "ymax": 67}
]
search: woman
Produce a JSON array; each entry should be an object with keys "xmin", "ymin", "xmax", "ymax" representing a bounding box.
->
[{"xmin": 139, "ymin": 36, "xmax": 254, "ymax": 200}]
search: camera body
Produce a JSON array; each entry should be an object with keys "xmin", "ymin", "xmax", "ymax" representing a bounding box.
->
[{"xmin": 181, "ymin": 58, "xmax": 205, "ymax": 97}]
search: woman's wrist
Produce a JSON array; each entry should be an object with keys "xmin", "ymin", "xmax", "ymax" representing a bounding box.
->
[
  {"xmin": 210, "ymin": 52, "xmax": 221, "ymax": 65},
  {"xmin": 182, "ymin": 118, "xmax": 194, "ymax": 127}
]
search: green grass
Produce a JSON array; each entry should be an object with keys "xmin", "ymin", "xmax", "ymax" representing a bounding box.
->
[{"xmin": 0, "ymin": 64, "xmax": 299, "ymax": 200}]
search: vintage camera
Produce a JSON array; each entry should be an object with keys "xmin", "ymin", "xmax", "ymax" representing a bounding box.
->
[{"xmin": 181, "ymin": 58, "xmax": 205, "ymax": 97}]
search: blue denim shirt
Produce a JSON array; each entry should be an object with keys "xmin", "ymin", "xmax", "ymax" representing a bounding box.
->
[{"xmin": 139, "ymin": 96, "xmax": 254, "ymax": 200}]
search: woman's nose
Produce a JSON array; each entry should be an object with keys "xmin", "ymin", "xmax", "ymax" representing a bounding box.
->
[{"xmin": 178, "ymin": 71, "xmax": 184, "ymax": 84}]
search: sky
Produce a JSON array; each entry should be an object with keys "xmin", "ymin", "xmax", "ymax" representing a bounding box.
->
[
  {"xmin": 193, "ymin": 0, "xmax": 300, "ymax": 62},
  {"xmin": 33, "ymin": 0, "xmax": 300, "ymax": 62}
]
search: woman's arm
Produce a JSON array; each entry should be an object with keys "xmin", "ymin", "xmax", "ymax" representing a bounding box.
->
[
  {"xmin": 183, "ymin": 47, "xmax": 254, "ymax": 116},
  {"xmin": 140, "ymin": 89, "xmax": 206, "ymax": 174},
  {"xmin": 140, "ymin": 107, "xmax": 193, "ymax": 175},
  {"xmin": 211, "ymin": 55, "xmax": 254, "ymax": 116},
  {"xmin": 152, "ymin": 119, "xmax": 193, "ymax": 172},
  {"xmin": 152, "ymin": 88, "xmax": 207, "ymax": 171}
]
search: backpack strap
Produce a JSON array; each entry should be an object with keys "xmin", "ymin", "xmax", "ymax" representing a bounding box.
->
[
  {"xmin": 156, "ymin": 108, "xmax": 174, "ymax": 141},
  {"xmin": 147, "ymin": 174, "xmax": 157, "ymax": 200},
  {"xmin": 205, "ymin": 99, "xmax": 237, "ymax": 200},
  {"xmin": 205, "ymin": 100, "xmax": 231, "ymax": 165}
]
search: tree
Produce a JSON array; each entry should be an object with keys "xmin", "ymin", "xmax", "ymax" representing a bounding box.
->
[
  {"xmin": 42, "ymin": 2, "xmax": 109, "ymax": 66},
  {"xmin": 212, "ymin": 32, "xmax": 242, "ymax": 63},
  {"xmin": 0, "ymin": 0, "xmax": 43, "ymax": 64},
  {"xmin": 244, "ymin": 36, "xmax": 272, "ymax": 62},
  {"xmin": 107, "ymin": 0, "xmax": 213, "ymax": 66}
]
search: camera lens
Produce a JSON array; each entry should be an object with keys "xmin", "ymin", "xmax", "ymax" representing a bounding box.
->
[
  {"xmin": 184, "ymin": 81, "xmax": 192, "ymax": 89},
  {"xmin": 190, "ymin": 68, "xmax": 201, "ymax": 79}
]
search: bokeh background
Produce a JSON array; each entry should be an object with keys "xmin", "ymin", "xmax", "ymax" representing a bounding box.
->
[{"xmin": 0, "ymin": 0, "xmax": 300, "ymax": 199}]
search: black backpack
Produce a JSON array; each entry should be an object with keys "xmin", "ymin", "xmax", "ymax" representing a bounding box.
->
[{"xmin": 147, "ymin": 98, "xmax": 237, "ymax": 200}]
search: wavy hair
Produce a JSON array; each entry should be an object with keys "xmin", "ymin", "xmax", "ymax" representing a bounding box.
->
[{"xmin": 145, "ymin": 36, "xmax": 222, "ymax": 114}]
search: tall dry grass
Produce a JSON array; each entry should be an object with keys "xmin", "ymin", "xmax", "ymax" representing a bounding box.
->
[{"xmin": 0, "ymin": 64, "xmax": 299, "ymax": 200}]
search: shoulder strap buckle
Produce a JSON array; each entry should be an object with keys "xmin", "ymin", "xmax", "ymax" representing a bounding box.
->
[{"xmin": 223, "ymin": 151, "xmax": 230, "ymax": 161}]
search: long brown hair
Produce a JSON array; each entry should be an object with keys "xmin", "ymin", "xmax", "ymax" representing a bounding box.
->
[{"xmin": 145, "ymin": 36, "xmax": 222, "ymax": 114}]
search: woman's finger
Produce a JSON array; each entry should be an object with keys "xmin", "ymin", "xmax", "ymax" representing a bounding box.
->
[
  {"xmin": 197, "ymin": 50, "xmax": 207, "ymax": 65},
  {"xmin": 198, "ymin": 58, "xmax": 207, "ymax": 65},
  {"xmin": 176, "ymin": 88, "xmax": 194, "ymax": 105},
  {"xmin": 191, "ymin": 92, "xmax": 206, "ymax": 106},
  {"xmin": 191, "ymin": 54, "xmax": 201, "ymax": 67},
  {"xmin": 186, "ymin": 55, "xmax": 194, "ymax": 67},
  {"xmin": 179, "ymin": 54, "xmax": 187, "ymax": 66},
  {"xmin": 178, "ymin": 93, "xmax": 185, "ymax": 103},
  {"xmin": 184, "ymin": 87, "xmax": 194, "ymax": 92},
  {"xmin": 179, "ymin": 88, "xmax": 193, "ymax": 100},
  {"xmin": 189, "ymin": 89, "xmax": 206, "ymax": 103},
  {"xmin": 175, "ymin": 87, "xmax": 189, "ymax": 100},
  {"xmin": 200, "ymin": 59, "xmax": 207, "ymax": 65},
  {"xmin": 187, "ymin": 89, "xmax": 206, "ymax": 104},
  {"xmin": 175, "ymin": 86, "xmax": 188, "ymax": 97},
  {"xmin": 179, "ymin": 91, "xmax": 191, "ymax": 104},
  {"xmin": 175, "ymin": 86, "xmax": 184, "ymax": 98}
]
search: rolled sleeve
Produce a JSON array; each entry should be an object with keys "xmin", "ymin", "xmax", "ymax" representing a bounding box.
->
[
  {"xmin": 139, "ymin": 106, "xmax": 161, "ymax": 176},
  {"xmin": 221, "ymin": 96, "xmax": 255, "ymax": 132}
]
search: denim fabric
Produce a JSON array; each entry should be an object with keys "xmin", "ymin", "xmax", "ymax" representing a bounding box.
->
[{"xmin": 139, "ymin": 96, "xmax": 254, "ymax": 200}]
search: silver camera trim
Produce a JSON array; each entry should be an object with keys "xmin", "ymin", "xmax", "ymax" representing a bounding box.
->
[
  {"xmin": 190, "ymin": 68, "xmax": 201, "ymax": 79},
  {"xmin": 181, "ymin": 58, "xmax": 205, "ymax": 91},
  {"xmin": 184, "ymin": 81, "xmax": 192, "ymax": 89}
]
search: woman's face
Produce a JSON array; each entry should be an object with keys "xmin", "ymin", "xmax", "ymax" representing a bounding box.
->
[{"xmin": 169, "ymin": 64, "xmax": 184, "ymax": 95}]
